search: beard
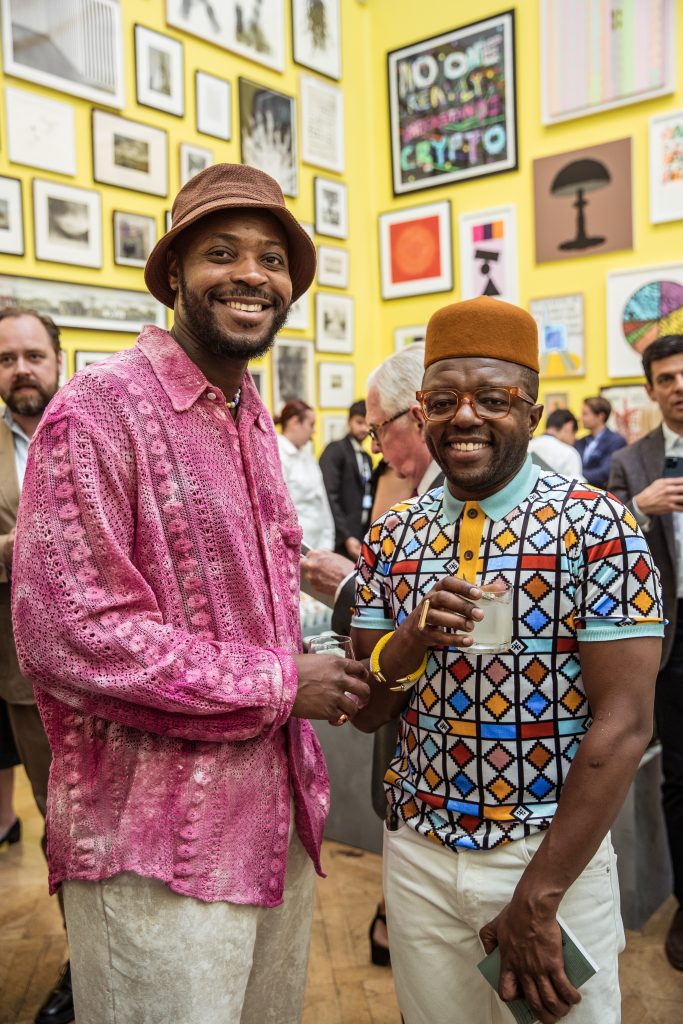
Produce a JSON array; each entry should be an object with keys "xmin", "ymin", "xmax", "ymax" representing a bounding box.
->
[
  {"xmin": 4, "ymin": 377, "xmax": 58, "ymax": 417},
  {"xmin": 176, "ymin": 267, "xmax": 290, "ymax": 360},
  {"xmin": 427, "ymin": 424, "xmax": 530, "ymax": 497}
]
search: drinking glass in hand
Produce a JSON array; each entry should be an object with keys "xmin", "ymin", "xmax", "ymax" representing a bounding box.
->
[{"xmin": 307, "ymin": 632, "xmax": 357, "ymax": 726}]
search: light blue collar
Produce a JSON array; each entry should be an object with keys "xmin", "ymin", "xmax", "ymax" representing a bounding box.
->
[
  {"xmin": 441, "ymin": 455, "xmax": 540, "ymax": 524},
  {"xmin": 3, "ymin": 406, "xmax": 30, "ymax": 444}
]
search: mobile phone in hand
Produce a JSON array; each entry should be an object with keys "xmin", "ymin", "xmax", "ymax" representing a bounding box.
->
[{"xmin": 664, "ymin": 455, "xmax": 683, "ymax": 478}]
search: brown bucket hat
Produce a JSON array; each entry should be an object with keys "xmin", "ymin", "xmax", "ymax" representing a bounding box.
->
[{"xmin": 144, "ymin": 163, "xmax": 317, "ymax": 307}]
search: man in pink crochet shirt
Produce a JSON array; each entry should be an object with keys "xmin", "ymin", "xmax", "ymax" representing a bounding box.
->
[{"xmin": 12, "ymin": 164, "xmax": 370, "ymax": 1024}]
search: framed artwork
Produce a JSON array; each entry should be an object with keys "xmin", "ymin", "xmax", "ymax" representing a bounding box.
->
[
  {"xmin": 314, "ymin": 178, "xmax": 348, "ymax": 239},
  {"xmin": 249, "ymin": 364, "xmax": 269, "ymax": 407},
  {"xmin": 180, "ymin": 143, "xmax": 213, "ymax": 186},
  {"xmin": 533, "ymin": 138, "xmax": 632, "ymax": 265},
  {"xmin": 322, "ymin": 414, "xmax": 348, "ymax": 445},
  {"xmin": 542, "ymin": 393, "xmax": 569, "ymax": 415},
  {"xmin": 541, "ymin": 0, "xmax": 674, "ymax": 125},
  {"xmin": 239, "ymin": 79, "xmax": 297, "ymax": 198},
  {"xmin": 316, "ymin": 294, "xmax": 353, "ymax": 354},
  {"xmin": 165, "ymin": 211, "xmax": 173, "ymax": 232},
  {"xmin": 459, "ymin": 205, "xmax": 517, "ymax": 303},
  {"xmin": 600, "ymin": 385, "xmax": 662, "ymax": 445},
  {"xmin": 134, "ymin": 25, "xmax": 184, "ymax": 118},
  {"xmin": 5, "ymin": 87, "xmax": 76, "ymax": 176},
  {"xmin": 379, "ymin": 200, "xmax": 452, "ymax": 300},
  {"xmin": 166, "ymin": 0, "xmax": 285, "ymax": 72},
  {"xmin": 317, "ymin": 246, "xmax": 349, "ymax": 289},
  {"xmin": 291, "ymin": 0, "xmax": 341, "ymax": 80},
  {"xmin": 394, "ymin": 325, "xmax": 426, "ymax": 352},
  {"xmin": 195, "ymin": 71, "xmax": 231, "ymax": 141},
  {"xmin": 319, "ymin": 362, "xmax": 354, "ymax": 409},
  {"xmin": 0, "ymin": 274, "xmax": 167, "ymax": 333},
  {"xmin": 0, "ymin": 176, "xmax": 24, "ymax": 256},
  {"xmin": 300, "ymin": 74, "xmax": 344, "ymax": 174},
  {"xmin": 0, "ymin": 0, "xmax": 125, "ymax": 108},
  {"xmin": 530, "ymin": 294, "xmax": 585, "ymax": 379},
  {"xmin": 287, "ymin": 290, "xmax": 310, "ymax": 331},
  {"xmin": 113, "ymin": 211, "xmax": 157, "ymax": 268},
  {"xmin": 649, "ymin": 111, "xmax": 683, "ymax": 225},
  {"xmin": 606, "ymin": 264, "xmax": 683, "ymax": 378},
  {"xmin": 92, "ymin": 111, "xmax": 168, "ymax": 197},
  {"xmin": 272, "ymin": 338, "xmax": 315, "ymax": 411},
  {"xmin": 33, "ymin": 180, "xmax": 102, "ymax": 269},
  {"xmin": 75, "ymin": 350, "xmax": 119, "ymax": 373},
  {"xmin": 388, "ymin": 11, "xmax": 517, "ymax": 196}
]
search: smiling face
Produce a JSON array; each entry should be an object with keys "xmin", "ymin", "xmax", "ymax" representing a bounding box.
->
[
  {"xmin": 645, "ymin": 351, "xmax": 683, "ymax": 429},
  {"xmin": 421, "ymin": 356, "xmax": 542, "ymax": 500},
  {"xmin": 0, "ymin": 314, "xmax": 61, "ymax": 417},
  {"xmin": 167, "ymin": 208, "xmax": 293, "ymax": 360}
]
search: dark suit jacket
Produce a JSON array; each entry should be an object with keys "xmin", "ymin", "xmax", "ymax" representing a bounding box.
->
[
  {"xmin": 0, "ymin": 418, "xmax": 33, "ymax": 704},
  {"xmin": 608, "ymin": 426, "xmax": 676, "ymax": 667},
  {"xmin": 576, "ymin": 427, "xmax": 627, "ymax": 489},
  {"xmin": 320, "ymin": 436, "xmax": 374, "ymax": 554}
]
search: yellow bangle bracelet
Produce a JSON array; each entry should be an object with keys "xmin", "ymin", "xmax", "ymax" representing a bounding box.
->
[{"xmin": 370, "ymin": 631, "xmax": 428, "ymax": 692}]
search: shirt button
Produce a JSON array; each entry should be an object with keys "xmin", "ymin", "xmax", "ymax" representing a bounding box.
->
[
  {"xmin": 468, "ymin": 508, "xmax": 478, "ymax": 519},
  {"xmin": 207, "ymin": 392, "xmax": 216, "ymax": 401},
  {"xmin": 464, "ymin": 550, "xmax": 474, "ymax": 561}
]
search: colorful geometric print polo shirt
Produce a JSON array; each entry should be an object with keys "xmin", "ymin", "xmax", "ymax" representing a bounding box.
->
[{"xmin": 353, "ymin": 456, "xmax": 664, "ymax": 851}]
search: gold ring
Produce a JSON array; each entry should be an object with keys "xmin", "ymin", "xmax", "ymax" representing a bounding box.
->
[
  {"xmin": 336, "ymin": 714, "xmax": 349, "ymax": 726},
  {"xmin": 418, "ymin": 599, "xmax": 431, "ymax": 632}
]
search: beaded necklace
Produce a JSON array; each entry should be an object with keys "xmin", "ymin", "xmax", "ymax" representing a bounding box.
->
[{"xmin": 226, "ymin": 388, "xmax": 241, "ymax": 411}]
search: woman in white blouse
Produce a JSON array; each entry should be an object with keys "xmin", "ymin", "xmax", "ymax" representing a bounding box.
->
[{"xmin": 276, "ymin": 400, "xmax": 335, "ymax": 550}]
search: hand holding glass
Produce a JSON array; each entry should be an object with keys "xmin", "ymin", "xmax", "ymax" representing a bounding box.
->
[{"xmin": 307, "ymin": 633, "xmax": 358, "ymax": 726}]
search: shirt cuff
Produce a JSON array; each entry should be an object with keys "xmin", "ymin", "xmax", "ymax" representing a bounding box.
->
[
  {"xmin": 579, "ymin": 623, "xmax": 664, "ymax": 642},
  {"xmin": 631, "ymin": 496, "xmax": 651, "ymax": 531}
]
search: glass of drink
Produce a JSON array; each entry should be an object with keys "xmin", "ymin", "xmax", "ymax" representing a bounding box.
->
[
  {"xmin": 307, "ymin": 632, "xmax": 356, "ymax": 725},
  {"xmin": 466, "ymin": 583, "xmax": 513, "ymax": 655}
]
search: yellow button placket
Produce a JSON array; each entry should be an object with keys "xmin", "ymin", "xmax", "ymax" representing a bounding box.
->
[{"xmin": 456, "ymin": 501, "xmax": 486, "ymax": 584}]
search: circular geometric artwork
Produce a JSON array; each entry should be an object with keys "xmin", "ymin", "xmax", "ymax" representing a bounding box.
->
[{"xmin": 622, "ymin": 280, "xmax": 683, "ymax": 353}]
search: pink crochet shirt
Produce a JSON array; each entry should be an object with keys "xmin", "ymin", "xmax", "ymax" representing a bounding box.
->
[{"xmin": 12, "ymin": 326, "xmax": 329, "ymax": 906}]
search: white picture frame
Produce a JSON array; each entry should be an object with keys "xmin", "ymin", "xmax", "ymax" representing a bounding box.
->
[
  {"xmin": 249, "ymin": 364, "xmax": 270, "ymax": 408},
  {"xmin": 286, "ymin": 290, "xmax": 311, "ymax": 331},
  {"xmin": 379, "ymin": 200, "xmax": 453, "ymax": 300},
  {"xmin": 195, "ymin": 71, "xmax": 231, "ymax": 141},
  {"xmin": 180, "ymin": 143, "xmax": 214, "ymax": 187},
  {"xmin": 92, "ymin": 110, "xmax": 169, "ymax": 198},
  {"xmin": 5, "ymin": 86, "xmax": 76, "ymax": 176},
  {"xmin": 394, "ymin": 325, "xmax": 426, "ymax": 352},
  {"xmin": 319, "ymin": 362, "xmax": 354, "ymax": 409},
  {"xmin": 300, "ymin": 74, "xmax": 344, "ymax": 174},
  {"xmin": 33, "ymin": 179, "xmax": 102, "ymax": 269},
  {"xmin": 0, "ymin": 0, "xmax": 125, "ymax": 109},
  {"xmin": 322, "ymin": 414, "xmax": 348, "ymax": 445},
  {"xmin": 317, "ymin": 245, "xmax": 349, "ymax": 289},
  {"xmin": 113, "ymin": 211, "xmax": 157, "ymax": 269},
  {"xmin": 314, "ymin": 177, "xmax": 348, "ymax": 239},
  {"xmin": 135, "ymin": 24, "xmax": 184, "ymax": 118},
  {"xmin": 75, "ymin": 350, "xmax": 119, "ymax": 373},
  {"xmin": 0, "ymin": 176, "xmax": 24, "ymax": 257},
  {"xmin": 649, "ymin": 110, "xmax": 683, "ymax": 225},
  {"xmin": 606, "ymin": 263, "xmax": 683, "ymax": 379},
  {"xmin": 291, "ymin": 0, "xmax": 341, "ymax": 80},
  {"xmin": 530, "ymin": 294, "xmax": 585, "ymax": 379},
  {"xmin": 315, "ymin": 293, "xmax": 354, "ymax": 354},
  {"xmin": 458, "ymin": 205, "xmax": 518, "ymax": 304},
  {"xmin": 272, "ymin": 338, "xmax": 315, "ymax": 411},
  {"xmin": 166, "ymin": 0, "xmax": 285, "ymax": 73}
]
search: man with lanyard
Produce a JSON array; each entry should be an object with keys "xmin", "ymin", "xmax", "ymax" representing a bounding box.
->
[{"xmin": 351, "ymin": 296, "xmax": 663, "ymax": 1024}]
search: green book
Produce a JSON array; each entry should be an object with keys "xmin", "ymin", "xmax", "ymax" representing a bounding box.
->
[{"xmin": 476, "ymin": 915, "xmax": 599, "ymax": 1024}]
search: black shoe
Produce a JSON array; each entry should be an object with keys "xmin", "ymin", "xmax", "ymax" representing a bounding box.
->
[
  {"xmin": 0, "ymin": 817, "xmax": 21, "ymax": 846},
  {"xmin": 35, "ymin": 962, "xmax": 74, "ymax": 1024},
  {"xmin": 665, "ymin": 907, "xmax": 683, "ymax": 971},
  {"xmin": 369, "ymin": 905, "xmax": 391, "ymax": 967}
]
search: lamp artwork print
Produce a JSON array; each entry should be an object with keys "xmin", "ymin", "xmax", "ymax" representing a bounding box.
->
[
  {"xmin": 550, "ymin": 159, "xmax": 610, "ymax": 251},
  {"xmin": 458, "ymin": 206, "xmax": 518, "ymax": 304},
  {"xmin": 533, "ymin": 138, "xmax": 632, "ymax": 264}
]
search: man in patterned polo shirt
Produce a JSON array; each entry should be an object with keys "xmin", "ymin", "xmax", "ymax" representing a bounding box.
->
[{"xmin": 351, "ymin": 296, "xmax": 663, "ymax": 1024}]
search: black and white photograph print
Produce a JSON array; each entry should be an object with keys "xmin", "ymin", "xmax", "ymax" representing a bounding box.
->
[
  {"xmin": 314, "ymin": 177, "xmax": 348, "ymax": 239},
  {"xmin": 272, "ymin": 338, "xmax": 315, "ymax": 410},
  {"xmin": 135, "ymin": 25, "xmax": 184, "ymax": 118},
  {"xmin": 300, "ymin": 74, "xmax": 344, "ymax": 174},
  {"xmin": 113, "ymin": 211, "xmax": 157, "ymax": 268},
  {"xmin": 180, "ymin": 143, "xmax": 214, "ymax": 186},
  {"xmin": 166, "ymin": 0, "xmax": 285, "ymax": 72},
  {"xmin": 5, "ymin": 86, "xmax": 77, "ymax": 177},
  {"xmin": 292, "ymin": 0, "xmax": 342, "ymax": 80},
  {"xmin": 316, "ymin": 293, "xmax": 353, "ymax": 354},
  {"xmin": 195, "ymin": 71, "xmax": 232, "ymax": 141},
  {"xmin": 318, "ymin": 361, "xmax": 354, "ymax": 409},
  {"xmin": 1, "ymin": 0, "xmax": 125, "ymax": 108},
  {"xmin": 239, "ymin": 79, "xmax": 298, "ymax": 198},
  {"xmin": 33, "ymin": 180, "xmax": 102, "ymax": 269},
  {"xmin": 93, "ymin": 111, "xmax": 169, "ymax": 197},
  {"xmin": 317, "ymin": 245, "xmax": 349, "ymax": 288},
  {"xmin": 0, "ymin": 176, "xmax": 24, "ymax": 256}
]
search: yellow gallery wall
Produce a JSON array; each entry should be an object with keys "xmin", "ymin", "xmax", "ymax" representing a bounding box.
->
[{"xmin": 0, "ymin": 1, "xmax": 682, "ymax": 450}]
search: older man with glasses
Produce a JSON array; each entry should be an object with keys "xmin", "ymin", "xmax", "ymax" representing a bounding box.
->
[{"xmin": 351, "ymin": 296, "xmax": 663, "ymax": 1024}]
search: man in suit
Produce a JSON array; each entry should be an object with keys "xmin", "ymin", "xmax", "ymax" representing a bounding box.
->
[
  {"xmin": 609, "ymin": 334, "xmax": 683, "ymax": 971},
  {"xmin": 319, "ymin": 400, "xmax": 374, "ymax": 559},
  {"xmin": 0, "ymin": 307, "xmax": 73, "ymax": 1024},
  {"xmin": 575, "ymin": 395, "xmax": 626, "ymax": 488}
]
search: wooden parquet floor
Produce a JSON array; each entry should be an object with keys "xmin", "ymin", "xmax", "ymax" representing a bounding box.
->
[{"xmin": 1, "ymin": 768, "xmax": 683, "ymax": 1023}]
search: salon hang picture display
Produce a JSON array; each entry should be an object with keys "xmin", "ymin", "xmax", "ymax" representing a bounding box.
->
[
  {"xmin": 166, "ymin": 0, "xmax": 285, "ymax": 72},
  {"xmin": 291, "ymin": 0, "xmax": 342, "ymax": 80},
  {"xmin": 134, "ymin": 25, "xmax": 184, "ymax": 118},
  {"xmin": 33, "ymin": 179, "xmax": 102, "ymax": 269},
  {"xmin": 387, "ymin": 10, "xmax": 517, "ymax": 196},
  {"xmin": 533, "ymin": 138, "xmax": 633, "ymax": 265},
  {"xmin": 239, "ymin": 79, "xmax": 298, "ymax": 198}
]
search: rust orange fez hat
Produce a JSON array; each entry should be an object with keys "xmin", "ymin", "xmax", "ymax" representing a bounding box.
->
[{"xmin": 424, "ymin": 296, "xmax": 540, "ymax": 374}]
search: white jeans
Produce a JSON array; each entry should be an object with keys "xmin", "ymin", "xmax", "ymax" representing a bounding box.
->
[
  {"xmin": 383, "ymin": 823, "xmax": 625, "ymax": 1024},
  {"xmin": 63, "ymin": 831, "xmax": 315, "ymax": 1024}
]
